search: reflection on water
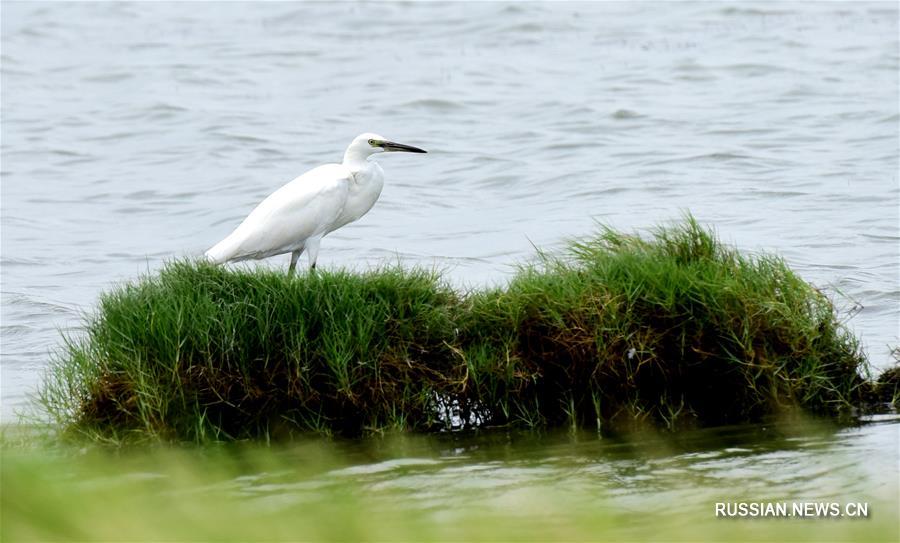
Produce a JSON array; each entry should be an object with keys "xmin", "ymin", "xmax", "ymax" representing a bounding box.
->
[{"xmin": 218, "ymin": 416, "xmax": 899, "ymax": 518}]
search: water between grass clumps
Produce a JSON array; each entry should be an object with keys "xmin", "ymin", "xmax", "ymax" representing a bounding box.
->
[{"xmin": 2, "ymin": 416, "xmax": 898, "ymax": 541}]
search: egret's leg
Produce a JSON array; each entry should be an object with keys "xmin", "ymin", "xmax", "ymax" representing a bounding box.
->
[
  {"xmin": 306, "ymin": 236, "xmax": 322, "ymax": 272},
  {"xmin": 288, "ymin": 250, "xmax": 302, "ymax": 276}
]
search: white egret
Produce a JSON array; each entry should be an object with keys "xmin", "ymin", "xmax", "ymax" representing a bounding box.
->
[{"xmin": 205, "ymin": 133, "xmax": 427, "ymax": 274}]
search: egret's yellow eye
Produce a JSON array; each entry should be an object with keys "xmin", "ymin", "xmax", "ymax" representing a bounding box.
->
[{"xmin": 368, "ymin": 139, "xmax": 377, "ymax": 146}]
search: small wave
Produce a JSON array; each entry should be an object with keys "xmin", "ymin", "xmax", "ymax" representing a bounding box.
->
[
  {"xmin": 704, "ymin": 128, "xmax": 776, "ymax": 136},
  {"xmin": 114, "ymin": 206, "xmax": 153, "ymax": 215},
  {"xmin": 570, "ymin": 187, "xmax": 632, "ymax": 199},
  {"xmin": 747, "ymin": 190, "xmax": 809, "ymax": 198},
  {"xmin": 246, "ymin": 49, "xmax": 320, "ymax": 59},
  {"xmin": 477, "ymin": 174, "xmax": 520, "ymax": 188},
  {"xmin": 859, "ymin": 233, "xmax": 900, "ymax": 242},
  {"xmin": 128, "ymin": 42, "xmax": 169, "ymax": 51},
  {"xmin": 214, "ymin": 132, "xmax": 272, "ymax": 144},
  {"xmin": 0, "ymin": 323, "xmax": 37, "ymax": 337},
  {"xmin": 397, "ymin": 99, "xmax": 464, "ymax": 112},
  {"xmin": 501, "ymin": 22, "xmax": 544, "ymax": 34},
  {"xmin": 82, "ymin": 72, "xmax": 133, "ymax": 83},
  {"xmin": 500, "ymin": 4, "xmax": 527, "ymax": 14},
  {"xmin": 722, "ymin": 63, "xmax": 799, "ymax": 76},
  {"xmin": 611, "ymin": 109, "xmax": 641, "ymax": 120},
  {"xmin": 720, "ymin": 6, "xmax": 793, "ymax": 16},
  {"xmin": 0, "ymin": 256, "xmax": 44, "ymax": 267},
  {"xmin": 84, "ymin": 132, "xmax": 138, "ymax": 142},
  {"xmin": 148, "ymin": 102, "xmax": 188, "ymax": 114},
  {"xmin": 254, "ymin": 147, "xmax": 288, "ymax": 157},
  {"xmin": 329, "ymin": 458, "xmax": 443, "ymax": 478},
  {"xmin": 648, "ymin": 152, "xmax": 754, "ymax": 166},
  {"xmin": 49, "ymin": 148, "xmax": 90, "ymax": 157},
  {"xmin": 1, "ymin": 291, "xmax": 79, "ymax": 315},
  {"xmin": 124, "ymin": 190, "xmax": 158, "ymax": 201}
]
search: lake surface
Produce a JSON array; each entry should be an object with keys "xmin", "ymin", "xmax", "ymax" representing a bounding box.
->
[{"xmin": 1, "ymin": 3, "xmax": 897, "ymax": 421}]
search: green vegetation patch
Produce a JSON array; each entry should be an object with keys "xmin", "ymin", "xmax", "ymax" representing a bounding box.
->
[{"xmin": 39, "ymin": 217, "xmax": 871, "ymax": 441}]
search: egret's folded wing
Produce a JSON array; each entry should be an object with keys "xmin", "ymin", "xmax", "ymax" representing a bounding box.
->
[{"xmin": 206, "ymin": 164, "xmax": 351, "ymax": 262}]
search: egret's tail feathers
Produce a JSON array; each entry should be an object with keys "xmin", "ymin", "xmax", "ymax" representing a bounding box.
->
[{"xmin": 205, "ymin": 237, "xmax": 238, "ymax": 265}]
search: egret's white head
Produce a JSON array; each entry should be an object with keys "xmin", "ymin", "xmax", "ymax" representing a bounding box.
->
[{"xmin": 344, "ymin": 133, "xmax": 427, "ymax": 165}]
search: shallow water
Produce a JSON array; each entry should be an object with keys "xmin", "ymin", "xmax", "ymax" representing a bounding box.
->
[
  {"xmin": 232, "ymin": 417, "xmax": 900, "ymax": 519},
  {"xmin": 3, "ymin": 417, "xmax": 898, "ymax": 540},
  {"xmin": 1, "ymin": 3, "xmax": 898, "ymax": 422}
]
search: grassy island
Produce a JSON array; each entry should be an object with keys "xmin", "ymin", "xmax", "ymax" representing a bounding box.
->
[{"xmin": 39, "ymin": 218, "xmax": 873, "ymax": 442}]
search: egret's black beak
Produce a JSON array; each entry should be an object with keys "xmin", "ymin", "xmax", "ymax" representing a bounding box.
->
[{"xmin": 381, "ymin": 141, "xmax": 427, "ymax": 153}]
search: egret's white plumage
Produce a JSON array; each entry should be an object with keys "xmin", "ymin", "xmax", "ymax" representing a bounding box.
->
[{"xmin": 205, "ymin": 133, "xmax": 426, "ymax": 274}]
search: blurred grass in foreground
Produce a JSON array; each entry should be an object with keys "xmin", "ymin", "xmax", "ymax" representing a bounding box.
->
[{"xmin": 3, "ymin": 422, "xmax": 897, "ymax": 542}]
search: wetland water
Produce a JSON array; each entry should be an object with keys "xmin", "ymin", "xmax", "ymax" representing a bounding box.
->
[
  {"xmin": 170, "ymin": 420, "xmax": 900, "ymax": 522},
  {"xmin": 1, "ymin": 2, "xmax": 898, "ymax": 535}
]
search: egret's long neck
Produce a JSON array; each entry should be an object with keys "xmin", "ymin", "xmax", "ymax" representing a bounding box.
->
[{"xmin": 342, "ymin": 146, "xmax": 373, "ymax": 171}]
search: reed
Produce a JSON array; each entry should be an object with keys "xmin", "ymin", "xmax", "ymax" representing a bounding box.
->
[{"xmin": 38, "ymin": 217, "xmax": 871, "ymax": 441}]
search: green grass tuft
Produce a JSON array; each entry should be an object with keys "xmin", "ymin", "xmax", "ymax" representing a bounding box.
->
[{"xmin": 38, "ymin": 217, "xmax": 870, "ymax": 441}]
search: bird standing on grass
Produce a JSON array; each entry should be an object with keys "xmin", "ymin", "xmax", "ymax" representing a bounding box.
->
[{"xmin": 205, "ymin": 133, "xmax": 427, "ymax": 274}]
